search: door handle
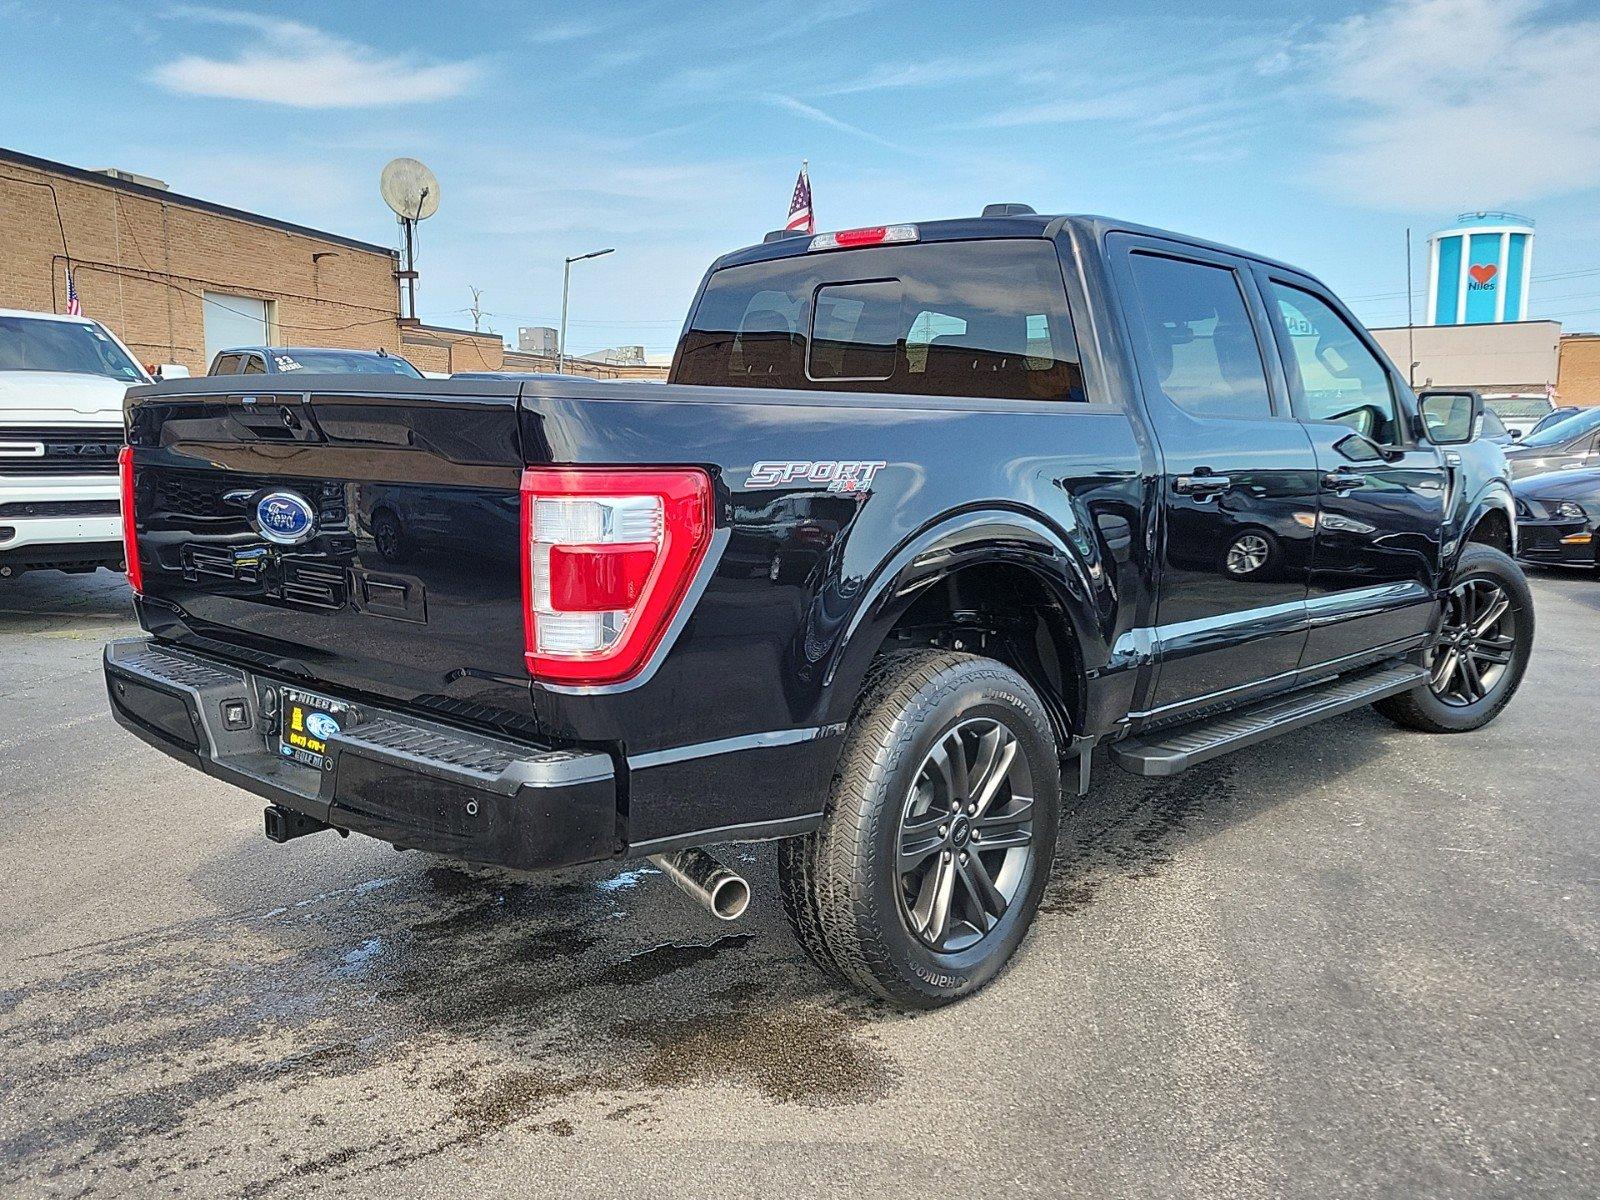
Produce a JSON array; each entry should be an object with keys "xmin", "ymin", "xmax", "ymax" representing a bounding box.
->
[
  {"xmin": 1321, "ymin": 469, "xmax": 1365, "ymax": 493},
  {"xmin": 1173, "ymin": 473, "xmax": 1233, "ymax": 499}
]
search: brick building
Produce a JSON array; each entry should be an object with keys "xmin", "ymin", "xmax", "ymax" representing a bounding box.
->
[{"xmin": 0, "ymin": 147, "xmax": 666, "ymax": 380}]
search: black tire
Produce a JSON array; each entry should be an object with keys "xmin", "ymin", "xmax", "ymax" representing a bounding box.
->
[
  {"xmin": 1374, "ymin": 544, "xmax": 1534, "ymax": 733},
  {"xmin": 777, "ymin": 650, "xmax": 1060, "ymax": 1009}
]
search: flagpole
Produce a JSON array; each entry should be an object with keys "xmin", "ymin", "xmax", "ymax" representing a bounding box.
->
[{"xmin": 802, "ymin": 159, "xmax": 811, "ymax": 230}]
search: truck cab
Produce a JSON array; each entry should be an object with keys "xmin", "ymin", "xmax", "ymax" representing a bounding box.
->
[{"xmin": 0, "ymin": 309, "xmax": 149, "ymax": 579}]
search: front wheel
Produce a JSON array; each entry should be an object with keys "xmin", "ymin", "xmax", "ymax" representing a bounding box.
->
[
  {"xmin": 777, "ymin": 650, "xmax": 1060, "ymax": 1009},
  {"xmin": 1374, "ymin": 544, "xmax": 1534, "ymax": 733}
]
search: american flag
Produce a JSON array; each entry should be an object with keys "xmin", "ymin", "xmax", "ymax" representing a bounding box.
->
[
  {"xmin": 65, "ymin": 267, "xmax": 82, "ymax": 316},
  {"xmin": 785, "ymin": 163, "xmax": 814, "ymax": 234}
]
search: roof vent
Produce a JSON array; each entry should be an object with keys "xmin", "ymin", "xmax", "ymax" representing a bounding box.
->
[
  {"xmin": 762, "ymin": 228, "xmax": 807, "ymax": 243},
  {"xmin": 981, "ymin": 203, "xmax": 1036, "ymax": 217}
]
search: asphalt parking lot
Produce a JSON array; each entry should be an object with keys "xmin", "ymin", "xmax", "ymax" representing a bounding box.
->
[{"xmin": 1, "ymin": 569, "xmax": 1595, "ymax": 1199}]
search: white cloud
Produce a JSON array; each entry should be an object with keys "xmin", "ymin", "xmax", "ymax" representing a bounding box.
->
[
  {"xmin": 151, "ymin": 7, "xmax": 481, "ymax": 108},
  {"xmin": 762, "ymin": 94, "xmax": 918, "ymax": 155},
  {"xmin": 1296, "ymin": 0, "xmax": 1600, "ymax": 208}
]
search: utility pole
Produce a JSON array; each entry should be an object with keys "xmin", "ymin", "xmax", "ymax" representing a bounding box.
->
[
  {"xmin": 1405, "ymin": 227, "xmax": 1417, "ymax": 388},
  {"xmin": 559, "ymin": 247, "xmax": 615, "ymax": 373},
  {"xmin": 468, "ymin": 286, "xmax": 484, "ymax": 332}
]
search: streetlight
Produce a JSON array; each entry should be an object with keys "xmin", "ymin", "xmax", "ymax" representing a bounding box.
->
[{"xmin": 559, "ymin": 247, "xmax": 615, "ymax": 374}]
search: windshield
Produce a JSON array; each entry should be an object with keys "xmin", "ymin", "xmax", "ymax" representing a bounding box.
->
[
  {"xmin": 0, "ymin": 316, "xmax": 146, "ymax": 382},
  {"xmin": 1519, "ymin": 405, "xmax": 1600, "ymax": 449},
  {"xmin": 267, "ymin": 350, "xmax": 422, "ymax": 377},
  {"xmin": 1484, "ymin": 396, "xmax": 1553, "ymax": 420},
  {"xmin": 1479, "ymin": 408, "xmax": 1509, "ymax": 437}
]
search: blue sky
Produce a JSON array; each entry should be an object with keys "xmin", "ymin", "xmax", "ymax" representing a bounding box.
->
[{"xmin": 6, "ymin": 0, "xmax": 1600, "ymax": 354}]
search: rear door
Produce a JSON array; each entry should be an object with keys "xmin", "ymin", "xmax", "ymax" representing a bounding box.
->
[
  {"xmin": 1109, "ymin": 234, "xmax": 1320, "ymax": 715},
  {"xmin": 1253, "ymin": 269, "xmax": 1446, "ymax": 670}
]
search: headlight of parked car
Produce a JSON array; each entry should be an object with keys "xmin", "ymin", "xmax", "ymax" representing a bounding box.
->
[{"xmin": 1553, "ymin": 501, "xmax": 1588, "ymax": 521}]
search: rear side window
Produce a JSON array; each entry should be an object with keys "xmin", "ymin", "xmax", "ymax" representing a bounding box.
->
[
  {"xmin": 674, "ymin": 240, "xmax": 1084, "ymax": 401},
  {"xmin": 1125, "ymin": 253, "xmax": 1272, "ymax": 420}
]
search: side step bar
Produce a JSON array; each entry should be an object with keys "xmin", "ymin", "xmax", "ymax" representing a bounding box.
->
[{"xmin": 1111, "ymin": 660, "xmax": 1428, "ymax": 777}]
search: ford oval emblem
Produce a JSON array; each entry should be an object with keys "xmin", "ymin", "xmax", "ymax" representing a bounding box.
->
[
  {"xmin": 255, "ymin": 491, "xmax": 316, "ymax": 545},
  {"xmin": 305, "ymin": 712, "xmax": 341, "ymax": 741}
]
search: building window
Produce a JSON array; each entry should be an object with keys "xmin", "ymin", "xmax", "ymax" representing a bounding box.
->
[{"xmin": 202, "ymin": 292, "xmax": 273, "ymax": 368}]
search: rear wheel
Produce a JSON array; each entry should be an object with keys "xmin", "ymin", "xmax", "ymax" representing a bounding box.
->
[
  {"xmin": 1374, "ymin": 544, "xmax": 1534, "ymax": 733},
  {"xmin": 777, "ymin": 650, "xmax": 1060, "ymax": 1008}
]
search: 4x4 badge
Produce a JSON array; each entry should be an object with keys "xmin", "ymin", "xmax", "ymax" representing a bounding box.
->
[{"xmin": 748, "ymin": 459, "xmax": 886, "ymax": 493}]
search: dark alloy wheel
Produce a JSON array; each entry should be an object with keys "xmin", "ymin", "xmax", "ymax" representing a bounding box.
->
[
  {"xmin": 897, "ymin": 717, "xmax": 1035, "ymax": 953},
  {"xmin": 1375, "ymin": 543, "xmax": 1534, "ymax": 734},
  {"xmin": 777, "ymin": 650, "xmax": 1060, "ymax": 1008},
  {"xmin": 1427, "ymin": 577, "xmax": 1516, "ymax": 706}
]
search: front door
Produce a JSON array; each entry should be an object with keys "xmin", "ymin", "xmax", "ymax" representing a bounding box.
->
[
  {"xmin": 1109, "ymin": 236, "xmax": 1321, "ymax": 715},
  {"xmin": 1254, "ymin": 271, "xmax": 1447, "ymax": 669}
]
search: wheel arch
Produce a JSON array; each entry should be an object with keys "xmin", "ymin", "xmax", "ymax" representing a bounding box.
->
[
  {"xmin": 1457, "ymin": 482, "xmax": 1516, "ymax": 567},
  {"xmin": 819, "ymin": 508, "xmax": 1107, "ymax": 745}
]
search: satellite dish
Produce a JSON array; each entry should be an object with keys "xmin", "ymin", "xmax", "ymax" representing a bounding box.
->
[{"xmin": 380, "ymin": 157, "xmax": 440, "ymax": 221}]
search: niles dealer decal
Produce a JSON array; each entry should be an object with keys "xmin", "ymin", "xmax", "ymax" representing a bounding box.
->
[{"xmin": 748, "ymin": 460, "xmax": 887, "ymax": 493}]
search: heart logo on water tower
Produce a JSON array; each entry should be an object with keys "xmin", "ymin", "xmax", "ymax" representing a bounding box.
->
[{"xmin": 1468, "ymin": 264, "xmax": 1499, "ymax": 286}]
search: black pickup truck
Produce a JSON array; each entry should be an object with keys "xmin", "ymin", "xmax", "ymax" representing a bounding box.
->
[{"xmin": 106, "ymin": 208, "xmax": 1532, "ymax": 1008}]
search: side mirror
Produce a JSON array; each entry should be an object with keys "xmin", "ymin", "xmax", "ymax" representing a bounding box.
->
[
  {"xmin": 1417, "ymin": 389, "xmax": 1481, "ymax": 447},
  {"xmin": 153, "ymin": 363, "xmax": 190, "ymax": 380},
  {"xmin": 1509, "ymin": 428, "xmax": 1523, "ymax": 440}
]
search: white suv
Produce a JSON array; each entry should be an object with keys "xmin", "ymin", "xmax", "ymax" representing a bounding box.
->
[{"xmin": 0, "ymin": 309, "xmax": 151, "ymax": 579}]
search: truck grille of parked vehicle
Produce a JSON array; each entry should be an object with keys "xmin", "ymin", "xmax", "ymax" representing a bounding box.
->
[{"xmin": 0, "ymin": 425, "xmax": 122, "ymax": 476}]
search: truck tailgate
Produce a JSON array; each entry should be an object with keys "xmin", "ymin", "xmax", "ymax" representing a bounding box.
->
[{"xmin": 127, "ymin": 380, "xmax": 536, "ymax": 729}]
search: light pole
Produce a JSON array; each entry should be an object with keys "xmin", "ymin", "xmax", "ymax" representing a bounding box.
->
[{"xmin": 559, "ymin": 248, "xmax": 615, "ymax": 373}]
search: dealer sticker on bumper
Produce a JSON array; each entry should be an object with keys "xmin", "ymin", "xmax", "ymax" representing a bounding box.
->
[{"xmin": 279, "ymin": 688, "xmax": 348, "ymax": 769}]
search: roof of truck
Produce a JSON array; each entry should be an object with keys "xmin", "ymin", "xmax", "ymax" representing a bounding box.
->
[{"xmin": 711, "ymin": 212, "xmax": 1307, "ymax": 279}]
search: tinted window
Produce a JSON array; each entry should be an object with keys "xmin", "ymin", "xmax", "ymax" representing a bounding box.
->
[
  {"xmin": 810, "ymin": 281, "xmax": 902, "ymax": 379},
  {"xmin": 1125, "ymin": 254, "xmax": 1271, "ymax": 420},
  {"xmin": 0, "ymin": 316, "xmax": 145, "ymax": 382},
  {"xmin": 267, "ymin": 350, "xmax": 423, "ymax": 377},
  {"xmin": 1520, "ymin": 404, "xmax": 1600, "ymax": 449},
  {"xmin": 675, "ymin": 240, "xmax": 1084, "ymax": 401},
  {"xmin": 241, "ymin": 355, "xmax": 266, "ymax": 374},
  {"xmin": 1270, "ymin": 283, "xmax": 1400, "ymax": 443}
]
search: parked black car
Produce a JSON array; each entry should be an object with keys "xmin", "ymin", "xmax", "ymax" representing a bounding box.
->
[
  {"xmin": 207, "ymin": 346, "xmax": 423, "ymax": 378},
  {"xmin": 1526, "ymin": 406, "xmax": 1580, "ymax": 438},
  {"xmin": 1514, "ymin": 468, "xmax": 1599, "ymax": 571},
  {"xmin": 106, "ymin": 210, "xmax": 1530, "ymax": 1008},
  {"xmin": 1504, "ymin": 405, "xmax": 1600, "ymax": 478}
]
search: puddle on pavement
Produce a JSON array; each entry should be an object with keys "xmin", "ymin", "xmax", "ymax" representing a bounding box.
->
[
  {"xmin": 1043, "ymin": 759, "xmax": 1239, "ymax": 915},
  {"xmin": 0, "ymin": 853, "xmax": 896, "ymax": 1196}
]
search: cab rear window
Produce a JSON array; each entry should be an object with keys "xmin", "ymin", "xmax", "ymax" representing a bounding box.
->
[{"xmin": 673, "ymin": 239, "xmax": 1085, "ymax": 401}]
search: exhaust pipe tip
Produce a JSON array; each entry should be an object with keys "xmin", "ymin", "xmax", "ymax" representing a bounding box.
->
[
  {"xmin": 706, "ymin": 871, "xmax": 751, "ymax": 921},
  {"xmin": 649, "ymin": 848, "xmax": 750, "ymax": 922}
]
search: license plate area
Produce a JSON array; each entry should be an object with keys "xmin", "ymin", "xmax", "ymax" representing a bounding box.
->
[{"xmin": 279, "ymin": 687, "xmax": 351, "ymax": 769}]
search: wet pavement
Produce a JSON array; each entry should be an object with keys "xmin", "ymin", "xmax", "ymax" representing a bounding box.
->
[{"xmin": 1, "ymin": 568, "xmax": 1596, "ymax": 1198}]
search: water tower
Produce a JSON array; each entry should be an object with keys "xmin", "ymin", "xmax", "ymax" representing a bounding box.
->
[{"xmin": 1426, "ymin": 211, "xmax": 1533, "ymax": 326}]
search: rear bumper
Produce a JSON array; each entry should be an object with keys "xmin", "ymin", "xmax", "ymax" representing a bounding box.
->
[{"xmin": 104, "ymin": 637, "xmax": 621, "ymax": 871}]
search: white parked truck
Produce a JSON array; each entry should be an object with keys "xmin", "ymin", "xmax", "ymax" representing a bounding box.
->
[{"xmin": 0, "ymin": 309, "xmax": 151, "ymax": 579}]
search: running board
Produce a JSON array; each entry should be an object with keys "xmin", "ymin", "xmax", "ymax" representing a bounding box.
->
[{"xmin": 1111, "ymin": 661, "xmax": 1428, "ymax": 777}]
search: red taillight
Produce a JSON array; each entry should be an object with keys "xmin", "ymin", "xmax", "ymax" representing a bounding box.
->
[
  {"xmin": 118, "ymin": 445, "xmax": 142, "ymax": 594},
  {"xmin": 519, "ymin": 467, "xmax": 713, "ymax": 685},
  {"xmin": 835, "ymin": 226, "xmax": 887, "ymax": 247}
]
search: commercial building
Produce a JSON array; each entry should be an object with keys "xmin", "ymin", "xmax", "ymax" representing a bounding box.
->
[{"xmin": 0, "ymin": 147, "xmax": 665, "ymax": 380}]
